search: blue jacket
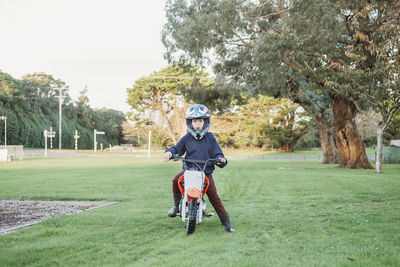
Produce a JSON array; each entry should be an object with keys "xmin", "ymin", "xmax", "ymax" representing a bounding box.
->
[{"xmin": 166, "ymin": 132, "xmax": 228, "ymax": 175}]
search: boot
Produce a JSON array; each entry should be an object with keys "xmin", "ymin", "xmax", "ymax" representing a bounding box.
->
[
  {"xmin": 218, "ymin": 213, "xmax": 235, "ymax": 232},
  {"xmin": 168, "ymin": 194, "xmax": 181, "ymax": 217}
]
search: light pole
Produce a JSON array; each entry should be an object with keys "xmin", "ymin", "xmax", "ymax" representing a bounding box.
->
[
  {"xmin": 0, "ymin": 116, "xmax": 6, "ymax": 146},
  {"xmin": 43, "ymin": 130, "xmax": 48, "ymax": 157},
  {"xmin": 55, "ymin": 87, "xmax": 66, "ymax": 150}
]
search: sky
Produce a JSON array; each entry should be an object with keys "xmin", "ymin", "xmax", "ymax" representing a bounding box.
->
[{"xmin": 0, "ymin": 0, "xmax": 168, "ymax": 113}]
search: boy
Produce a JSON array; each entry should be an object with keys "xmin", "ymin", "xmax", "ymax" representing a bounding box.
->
[{"xmin": 163, "ymin": 104, "xmax": 234, "ymax": 232}]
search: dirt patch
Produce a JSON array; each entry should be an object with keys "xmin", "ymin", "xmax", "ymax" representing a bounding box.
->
[{"xmin": 0, "ymin": 199, "xmax": 117, "ymax": 234}]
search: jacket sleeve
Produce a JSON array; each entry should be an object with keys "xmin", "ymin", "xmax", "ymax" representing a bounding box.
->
[
  {"xmin": 210, "ymin": 134, "xmax": 228, "ymax": 168},
  {"xmin": 166, "ymin": 135, "xmax": 186, "ymax": 156}
]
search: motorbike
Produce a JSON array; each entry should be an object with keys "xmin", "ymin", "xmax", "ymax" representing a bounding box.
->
[{"xmin": 171, "ymin": 155, "xmax": 216, "ymax": 235}]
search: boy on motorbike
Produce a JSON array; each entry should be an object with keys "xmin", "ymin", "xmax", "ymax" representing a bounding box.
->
[{"xmin": 163, "ymin": 104, "xmax": 234, "ymax": 232}]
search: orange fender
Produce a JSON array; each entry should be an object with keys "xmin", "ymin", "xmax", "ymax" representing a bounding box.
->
[{"xmin": 177, "ymin": 175, "xmax": 210, "ymax": 200}]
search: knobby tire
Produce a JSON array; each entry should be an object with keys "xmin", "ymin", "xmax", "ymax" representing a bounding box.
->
[{"xmin": 186, "ymin": 199, "xmax": 198, "ymax": 235}]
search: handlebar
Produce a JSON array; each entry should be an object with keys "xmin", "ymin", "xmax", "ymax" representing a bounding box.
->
[{"xmin": 171, "ymin": 154, "xmax": 218, "ymax": 172}]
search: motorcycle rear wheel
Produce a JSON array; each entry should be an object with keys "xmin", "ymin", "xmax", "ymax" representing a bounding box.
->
[{"xmin": 186, "ymin": 199, "xmax": 198, "ymax": 235}]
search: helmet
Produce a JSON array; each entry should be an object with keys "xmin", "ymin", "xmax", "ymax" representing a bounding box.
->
[{"xmin": 185, "ymin": 104, "xmax": 210, "ymax": 140}]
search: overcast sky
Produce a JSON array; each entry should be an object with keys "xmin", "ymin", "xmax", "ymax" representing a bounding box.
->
[{"xmin": 0, "ymin": 0, "xmax": 168, "ymax": 113}]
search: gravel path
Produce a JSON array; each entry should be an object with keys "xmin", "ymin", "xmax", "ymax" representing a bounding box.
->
[{"xmin": 0, "ymin": 199, "xmax": 117, "ymax": 234}]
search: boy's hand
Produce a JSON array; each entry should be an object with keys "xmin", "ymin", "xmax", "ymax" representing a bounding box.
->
[
  {"xmin": 217, "ymin": 157, "xmax": 227, "ymax": 165},
  {"xmin": 163, "ymin": 151, "xmax": 172, "ymax": 162}
]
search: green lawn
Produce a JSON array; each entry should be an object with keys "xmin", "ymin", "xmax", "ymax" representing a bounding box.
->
[{"xmin": 0, "ymin": 157, "xmax": 399, "ymax": 266}]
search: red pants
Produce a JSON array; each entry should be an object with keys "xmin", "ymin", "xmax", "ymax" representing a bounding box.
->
[{"xmin": 172, "ymin": 170, "xmax": 227, "ymax": 216}]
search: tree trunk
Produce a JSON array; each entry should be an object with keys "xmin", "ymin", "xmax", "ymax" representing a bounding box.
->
[
  {"xmin": 375, "ymin": 127, "xmax": 383, "ymax": 173},
  {"xmin": 279, "ymin": 143, "xmax": 293, "ymax": 152},
  {"xmin": 332, "ymin": 97, "xmax": 373, "ymax": 169},
  {"xmin": 315, "ymin": 116, "xmax": 338, "ymax": 164},
  {"xmin": 375, "ymin": 117, "xmax": 392, "ymax": 174},
  {"xmin": 278, "ymin": 136, "xmax": 300, "ymax": 152}
]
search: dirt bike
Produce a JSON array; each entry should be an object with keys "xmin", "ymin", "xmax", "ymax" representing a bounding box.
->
[{"xmin": 171, "ymin": 155, "xmax": 217, "ymax": 235}]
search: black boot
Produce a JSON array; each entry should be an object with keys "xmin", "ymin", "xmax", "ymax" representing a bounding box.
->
[
  {"xmin": 218, "ymin": 213, "xmax": 235, "ymax": 232},
  {"xmin": 168, "ymin": 194, "xmax": 181, "ymax": 217}
]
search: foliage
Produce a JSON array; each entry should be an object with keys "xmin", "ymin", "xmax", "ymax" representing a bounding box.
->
[
  {"xmin": 331, "ymin": 1, "xmax": 400, "ymax": 172},
  {"xmin": 212, "ymin": 95, "xmax": 309, "ymax": 151},
  {"xmin": 126, "ymin": 65, "xmax": 213, "ymax": 143},
  {"xmin": 161, "ymin": 0, "xmax": 339, "ymax": 160},
  {"xmin": 293, "ymin": 122, "xmax": 321, "ymax": 150},
  {"xmin": 245, "ymin": 96, "xmax": 309, "ymax": 152},
  {"xmin": 151, "ymin": 126, "xmax": 175, "ymax": 149},
  {"xmin": 288, "ymin": 1, "xmax": 400, "ymax": 135},
  {"xmin": 385, "ymin": 114, "xmax": 400, "ymax": 142},
  {"xmin": 162, "ymin": 0, "xmax": 331, "ymax": 111},
  {"xmin": 0, "ymin": 71, "xmax": 125, "ymax": 148},
  {"xmin": 181, "ymin": 74, "xmax": 242, "ymax": 114}
]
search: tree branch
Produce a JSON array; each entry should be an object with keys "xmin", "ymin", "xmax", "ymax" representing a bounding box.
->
[
  {"xmin": 232, "ymin": 31, "xmax": 255, "ymax": 48},
  {"xmin": 247, "ymin": 0, "xmax": 274, "ymax": 12},
  {"xmin": 227, "ymin": 62, "xmax": 254, "ymax": 82},
  {"xmin": 252, "ymin": 8, "xmax": 294, "ymax": 20}
]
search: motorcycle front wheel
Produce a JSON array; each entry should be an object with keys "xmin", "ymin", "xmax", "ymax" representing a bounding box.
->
[{"xmin": 186, "ymin": 199, "xmax": 198, "ymax": 235}]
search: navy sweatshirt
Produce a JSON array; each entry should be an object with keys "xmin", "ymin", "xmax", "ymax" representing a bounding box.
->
[{"xmin": 166, "ymin": 132, "xmax": 227, "ymax": 175}]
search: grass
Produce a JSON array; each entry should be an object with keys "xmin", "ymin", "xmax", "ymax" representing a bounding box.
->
[{"xmin": 0, "ymin": 157, "xmax": 399, "ymax": 266}]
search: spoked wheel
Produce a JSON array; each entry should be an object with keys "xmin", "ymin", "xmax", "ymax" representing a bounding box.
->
[{"xmin": 186, "ymin": 199, "xmax": 198, "ymax": 235}]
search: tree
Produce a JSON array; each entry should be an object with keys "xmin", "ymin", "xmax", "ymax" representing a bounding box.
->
[
  {"xmin": 126, "ymin": 65, "xmax": 213, "ymax": 143},
  {"xmin": 162, "ymin": 0, "xmax": 339, "ymax": 164},
  {"xmin": 286, "ymin": 1, "xmax": 400, "ymax": 170},
  {"xmin": 21, "ymin": 73, "xmax": 70, "ymax": 114},
  {"xmin": 249, "ymin": 0, "xmax": 374, "ymax": 168},
  {"xmin": 0, "ymin": 71, "xmax": 125, "ymax": 149},
  {"xmin": 0, "ymin": 71, "xmax": 21, "ymax": 97},
  {"xmin": 385, "ymin": 114, "xmax": 400, "ymax": 142},
  {"xmin": 90, "ymin": 108, "xmax": 126, "ymax": 147},
  {"xmin": 343, "ymin": 2, "xmax": 400, "ymax": 173},
  {"xmin": 249, "ymin": 96, "xmax": 309, "ymax": 152},
  {"xmin": 77, "ymin": 86, "xmax": 90, "ymax": 116},
  {"xmin": 286, "ymin": 74, "xmax": 338, "ymax": 163},
  {"xmin": 212, "ymin": 95, "xmax": 308, "ymax": 151},
  {"xmin": 181, "ymin": 75, "xmax": 241, "ymax": 114},
  {"xmin": 163, "ymin": 0, "xmax": 400, "ymax": 169}
]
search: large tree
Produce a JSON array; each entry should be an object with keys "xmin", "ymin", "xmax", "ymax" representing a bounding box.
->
[
  {"xmin": 343, "ymin": 2, "xmax": 400, "ymax": 173},
  {"xmin": 162, "ymin": 0, "xmax": 339, "ymax": 164},
  {"xmin": 286, "ymin": 1, "xmax": 400, "ymax": 170},
  {"xmin": 286, "ymin": 75, "xmax": 338, "ymax": 163},
  {"xmin": 271, "ymin": 0, "xmax": 374, "ymax": 168},
  {"xmin": 248, "ymin": 0, "xmax": 399, "ymax": 169},
  {"xmin": 162, "ymin": 0, "xmax": 400, "ymax": 168}
]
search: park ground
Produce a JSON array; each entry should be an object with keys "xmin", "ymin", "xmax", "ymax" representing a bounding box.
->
[{"xmin": 0, "ymin": 153, "xmax": 399, "ymax": 266}]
